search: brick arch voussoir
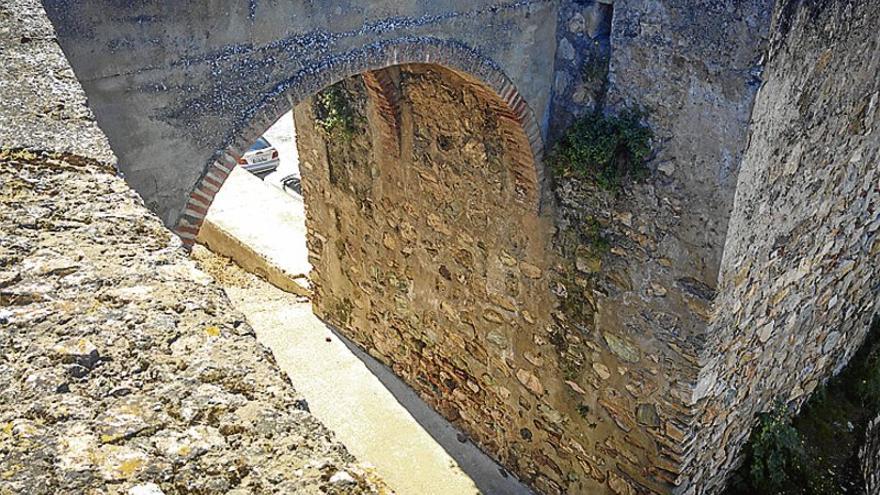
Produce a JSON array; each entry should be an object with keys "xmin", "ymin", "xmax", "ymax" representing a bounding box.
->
[{"xmin": 175, "ymin": 38, "xmax": 545, "ymax": 247}]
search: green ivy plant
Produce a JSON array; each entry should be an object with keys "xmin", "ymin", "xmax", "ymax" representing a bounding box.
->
[
  {"xmin": 314, "ymin": 83, "xmax": 357, "ymax": 140},
  {"xmin": 550, "ymin": 108, "xmax": 653, "ymax": 191}
]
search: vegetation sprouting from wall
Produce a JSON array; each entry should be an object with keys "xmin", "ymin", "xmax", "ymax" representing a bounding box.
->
[
  {"xmin": 728, "ymin": 320, "xmax": 880, "ymax": 494},
  {"xmin": 549, "ymin": 109, "xmax": 652, "ymax": 191},
  {"xmin": 314, "ymin": 83, "xmax": 359, "ymax": 140}
]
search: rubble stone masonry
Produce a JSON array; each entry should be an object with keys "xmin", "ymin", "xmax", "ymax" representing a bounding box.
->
[
  {"xmin": 296, "ymin": 64, "xmax": 707, "ymax": 494},
  {"xmin": 0, "ymin": 1, "xmax": 389, "ymax": 492},
  {"xmin": 690, "ymin": 0, "xmax": 880, "ymax": 492}
]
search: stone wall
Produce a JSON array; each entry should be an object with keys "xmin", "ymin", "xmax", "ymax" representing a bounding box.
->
[
  {"xmin": 861, "ymin": 414, "xmax": 880, "ymax": 493},
  {"xmin": 546, "ymin": 2, "xmax": 774, "ymax": 492},
  {"xmin": 551, "ymin": 1, "xmax": 774, "ymax": 281},
  {"xmin": 297, "ymin": 64, "xmax": 574, "ymax": 493},
  {"xmin": 293, "ymin": 61, "xmax": 742, "ymax": 494},
  {"xmin": 689, "ymin": 0, "xmax": 880, "ymax": 491},
  {"xmin": 34, "ymin": 0, "xmax": 880, "ymax": 492},
  {"xmin": 0, "ymin": 149, "xmax": 387, "ymax": 495},
  {"xmin": 548, "ymin": 1, "xmax": 613, "ymax": 138}
]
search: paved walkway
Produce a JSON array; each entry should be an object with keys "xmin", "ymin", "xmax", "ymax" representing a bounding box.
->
[
  {"xmin": 220, "ymin": 273, "xmax": 532, "ymax": 495},
  {"xmin": 207, "ymin": 165, "xmax": 311, "ymax": 279}
]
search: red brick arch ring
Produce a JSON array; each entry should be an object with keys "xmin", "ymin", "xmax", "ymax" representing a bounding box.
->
[{"xmin": 174, "ymin": 37, "xmax": 546, "ymax": 247}]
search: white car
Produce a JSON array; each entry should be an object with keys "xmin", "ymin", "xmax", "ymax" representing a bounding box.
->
[{"xmin": 238, "ymin": 137, "xmax": 280, "ymax": 176}]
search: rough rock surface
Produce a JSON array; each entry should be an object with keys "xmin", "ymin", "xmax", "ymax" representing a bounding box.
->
[
  {"xmin": 0, "ymin": 0, "xmax": 113, "ymax": 163},
  {"xmin": 693, "ymin": 0, "xmax": 880, "ymax": 491},
  {"xmin": 861, "ymin": 414, "xmax": 880, "ymax": 493},
  {"xmin": 0, "ymin": 1, "xmax": 388, "ymax": 493},
  {"xmin": 0, "ymin": 151, "xmax": 388, "ymax": 495},
  {"xmin": 295, "ymin": 66, "xmax": 575, "ymax": 492},
  {"xmin": 294, "ymin": 63, "xmax": 696, "ymax": 494}
]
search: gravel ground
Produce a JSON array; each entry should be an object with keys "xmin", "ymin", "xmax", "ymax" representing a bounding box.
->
[{"xmin": 0, "ymin": 1, "xmax": 388, "ymax": 493}]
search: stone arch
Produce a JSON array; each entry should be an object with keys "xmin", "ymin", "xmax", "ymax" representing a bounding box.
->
[{"xmin": 174, "ymin": 37, "xmax": 545, "ymax": 245}]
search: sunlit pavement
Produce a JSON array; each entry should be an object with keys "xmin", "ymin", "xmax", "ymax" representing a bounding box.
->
[
  {"xmin": 200, "ymin": 166, "xmax": 311, "ymax": 295},
  {"xmin": 221, "ymin": 275, "xmax": 532, "ymax": 495}
]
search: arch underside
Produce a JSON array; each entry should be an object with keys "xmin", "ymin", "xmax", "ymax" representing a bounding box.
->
[{"xmin": 175, "ymin": 38, "xmax": 545, "ymax": 244}]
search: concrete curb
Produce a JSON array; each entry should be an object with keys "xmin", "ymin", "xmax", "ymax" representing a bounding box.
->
[{"xmin": 197, "ymin": 216, "xmax": 312, "ymax": 298}]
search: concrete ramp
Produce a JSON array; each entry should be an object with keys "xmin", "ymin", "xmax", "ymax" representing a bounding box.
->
[{"xmin": 197, "ymin": 166, "xmax": 312, "ymax": 297}]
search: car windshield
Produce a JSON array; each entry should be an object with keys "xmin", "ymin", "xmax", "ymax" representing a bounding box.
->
[{"xmin": 249, "ymin": 137, "xmax": 271, "ymax": 151}]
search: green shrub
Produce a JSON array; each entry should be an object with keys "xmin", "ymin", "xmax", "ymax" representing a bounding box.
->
[
  {"xmin": 732, "ymin": 320, "xmax": 880, "ymax": 495},
  {"xmin": 314, "ymin": 83, "xmax": 357, "ymax": 140},
  {"xmin": 748, "ymin": 407, "xmax": 809, "ymax": 491},
  {"xmin": 550, "ymin": 109, "xmax": 653, "ymax": 191}
]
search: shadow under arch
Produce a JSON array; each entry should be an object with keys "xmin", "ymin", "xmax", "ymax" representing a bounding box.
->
[{"xmin": 175, "ymin": 37, "xmax": 546, "ymax": 245}]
